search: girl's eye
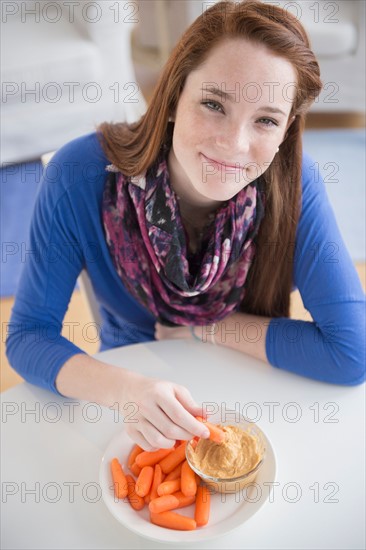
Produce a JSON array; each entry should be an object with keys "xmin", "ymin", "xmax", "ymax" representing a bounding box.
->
[
  {"xmin": 201, "ymin": 102, "xmax": 279, "ymax": 127},
  {"xmin": 201, "ymin": 100, "xmax": 224, "ymax": 113},
  {"xmin": 257, "ymin": 118, "xmax": 278, "ymax": 127}
]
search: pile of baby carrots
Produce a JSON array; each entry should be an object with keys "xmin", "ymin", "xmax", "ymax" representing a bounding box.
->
[{"xmin": 110, "ymin": 417, "xmax": 226, "ymax": 531}]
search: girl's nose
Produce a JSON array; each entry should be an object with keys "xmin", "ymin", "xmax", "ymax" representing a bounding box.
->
[{"xmin": 215, "ymin": 121, "xmax": 250, "ymax": 156}]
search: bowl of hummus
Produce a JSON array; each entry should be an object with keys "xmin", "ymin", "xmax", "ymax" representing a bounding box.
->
[{"xmin": 186, "ymin": 412, "xmax": 266, "ymax": 494}]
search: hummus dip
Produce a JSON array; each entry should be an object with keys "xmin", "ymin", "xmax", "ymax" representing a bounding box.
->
[{"xmin": 187, "ymin": 425, "xmax": 262, "ymax": 479}]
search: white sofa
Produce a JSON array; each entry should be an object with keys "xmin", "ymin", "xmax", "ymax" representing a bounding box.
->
[
  {"xmin": 1, "ymin": 0, "xmax": 147, "ymax": 165},
  {"xmin": 134, "ymin": 0, "xmax": 365, "ymax": 113}
]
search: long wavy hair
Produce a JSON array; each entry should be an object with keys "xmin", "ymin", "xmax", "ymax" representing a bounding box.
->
[{"xmin": 97, "ymin": 0, "xmax": 322, "ymax": 318}]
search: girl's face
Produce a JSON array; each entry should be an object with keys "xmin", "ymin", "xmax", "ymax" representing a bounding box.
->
[{"xmin": 168, "ymin": 38, "xmax": 296, "ymax": 209}]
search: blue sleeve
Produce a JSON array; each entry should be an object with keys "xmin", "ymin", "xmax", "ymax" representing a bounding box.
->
[
  {"xmin": 265, "ymin": 152, "xmax": 366, "ymax": 386},
  {"xmin": 5, "ymin": 143, "xmax": 88, "ymax": 396}
]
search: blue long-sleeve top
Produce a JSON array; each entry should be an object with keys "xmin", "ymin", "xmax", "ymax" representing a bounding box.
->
[{"xmin": 6, "ymin": 132, "xmax": 366, "ymax": 392}]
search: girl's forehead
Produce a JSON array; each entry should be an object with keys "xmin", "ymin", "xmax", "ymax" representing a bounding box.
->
[{"xmin": 187, "ymin": 39, "xmax": 296, "ymax": 84}]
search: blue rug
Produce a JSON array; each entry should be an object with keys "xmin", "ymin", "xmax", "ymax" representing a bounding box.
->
[
  {"xmin": 302, "ymin": 129, "xmax": 365, "ymax": 264},
  {"xmin": 1, "ymin": 161, "xmax": 44, "ymax": 297},
  {"xmin": 1, "ymin": 129, "xmax": 365, "ymax": 297}
]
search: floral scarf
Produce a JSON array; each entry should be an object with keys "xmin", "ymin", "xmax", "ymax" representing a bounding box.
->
[{"xmin": 102, "ymin": 143, "xmax": 265, "ymax": 327}]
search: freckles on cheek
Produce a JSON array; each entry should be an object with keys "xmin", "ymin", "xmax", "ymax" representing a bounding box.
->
[{"xmin": 258, "ymin": 144, "xmax": 278, "ymax": 164}]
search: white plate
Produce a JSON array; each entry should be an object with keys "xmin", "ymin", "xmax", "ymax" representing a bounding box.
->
[{"xmin": 99, "ymin": 426, "xmax": 277, "ymax": 543}]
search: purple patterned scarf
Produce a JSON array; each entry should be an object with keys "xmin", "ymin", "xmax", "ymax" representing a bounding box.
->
[{"xmin": 102, "ymin": 143, "xmax": 265, "ymax": 327}]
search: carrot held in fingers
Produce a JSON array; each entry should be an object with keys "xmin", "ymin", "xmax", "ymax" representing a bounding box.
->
[
  {"xmin": 135, "ymin": 466, "xmax": 154, "ymax": 497},
  {"xmin": 110, "ymin": 458, "xmax": 128, "ymax": 499},
  {"xmin": 196, "ymin": 416, "xmax": 226, "ymax": 444},
  {"xmin": 135, "ymin": 448, "xmax": 173, "ymax": 468},
  {"xmin": 126, "ymin": 474, "xmax": 145, "ymax": 511},
  {"xmin": 149, "ymin": 494, "xmax": 180, "ymax": 514},
  {"xmin": 195, "ymin": 485, "xmax": 210, "ymax": 526},
  {"xmin": 181, "ymin": 460, "xmax": 197, "ymax": 497},
  {"xmin": 157, "ymin": 478, "xmax": 180, "ymax": 496},
  {"xmin": 150, "ymin": 511, "xmax": 196, "ymax": 531},
  {"xmin": 159, "ymin": 442, "xmax": 187, "ymax": 474}
]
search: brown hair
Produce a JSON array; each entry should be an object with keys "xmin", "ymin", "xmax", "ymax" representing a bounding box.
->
[{"xmin": 97, "ymin": 0, "xmax": 322, "ymax": 318}]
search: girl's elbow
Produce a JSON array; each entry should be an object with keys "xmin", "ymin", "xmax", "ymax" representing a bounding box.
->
[
  {"xmin": 341, "ymin": 361, "xmax": 366, "ymax": 386},
  {"xmin": 333, "ymin": 349, "xmax": 366, "ymax": 386}
]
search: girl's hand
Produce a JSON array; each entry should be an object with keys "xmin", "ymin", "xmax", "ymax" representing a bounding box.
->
[
  {"xmin": 121, "ymin": 371, "xmax": 210, "ymax": 451},
  {"xmin": 154, "ymin": 322, "xmax": 192, "ymax": 341}
]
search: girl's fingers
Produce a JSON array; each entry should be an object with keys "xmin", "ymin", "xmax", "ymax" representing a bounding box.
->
[
  {"xmin": 160, "ymin": 389, "xmax": 210, "ymax": 439},
  {"xmin": 174, "ymin": 386, "xmax": 205, "ymax": 418},
  {"xmin": 141, "ymin": 403, "xmax": 200, "ymax": 443},
  {"xmin": 138, "ymin": 417, "xmax": 177, "ymax": 450},
  {"xmin": 126, "ymin": 417, "xmax": 163, "ymax": 452}
]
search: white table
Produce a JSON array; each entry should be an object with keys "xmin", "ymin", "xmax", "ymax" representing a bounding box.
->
[{"xmin": 1, "ymin": 340, "xmax": 365, "ymax": 549}]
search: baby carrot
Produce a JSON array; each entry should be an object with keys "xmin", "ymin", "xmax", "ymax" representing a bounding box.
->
[
  {"xmin": 149, "ymin": 494, "xmax": 180, "ymax": 514},
  {"xmin": 135, "ymin": 448, "xmax": 173, "ymax": 468},
  {"xmin": 150, "ymin": 511, "xmax": 196, "ymax": 531},
  {"xmin": 196, "ymin": 416, "xmax": 226, "ymax": 444},
  {"xmin": 135, "ymin": 466, "xmax": 154, "ymax": 497},
  {"xmin": 159, "ymin": 442, "xmax": 187, "ymax": 474},
  {"xmin": 172, "ymin": 491, "xmax": 196, "ymax": 509},
  {"xmin": 157, "ymin": 478, "xmax": 181, "ymax": 496},
  {"xmin": 195, "ymin": 485, "xmax": 210, "ymax": 526},
  {"xmin": 164, "ymin": 463, "xmax": 182, "ymax": 482},
  {"xmin": 180, "ymin": 460, "xmax": 197, "ymax": 497},
  {"xmin": 125, "ymin": 474, "xmax": 145, "ymax": 511},
  {"xmin": 110, "ymin": 458, "xmax": 128, "ymax": 499},
  {"xmin": 130, "ymin": 462, "xmax": 142, "ymax": 478},
  {"xmin": 127, "ymin": 444, "xmax": 143, "ymax": 469},
  {"xmin": 150, "ymin": 464, "xmax": 164, "ymax": 501}
]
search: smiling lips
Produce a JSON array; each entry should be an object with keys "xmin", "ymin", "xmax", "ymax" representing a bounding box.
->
[{"xmin": 201, "ymin": 153, "xmax": 244, "ymax": 170}]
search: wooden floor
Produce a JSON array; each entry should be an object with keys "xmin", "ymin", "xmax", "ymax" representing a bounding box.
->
[{"xmin": 1, "ymin": 65, "xmax": 365, "ymax": 393}]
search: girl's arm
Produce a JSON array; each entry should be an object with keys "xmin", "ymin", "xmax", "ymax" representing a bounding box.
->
[
  {"xmin": 5, "ymin": 137, "xmax": 209, "ymax": 449},
  {"xmin": 201, "ymin": 152, "xmax": 366, "ymax": 385}
]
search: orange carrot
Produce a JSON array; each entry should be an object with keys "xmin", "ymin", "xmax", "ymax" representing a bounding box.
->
[
  {"xmin": 180, "ymin": 460, "xmax": 197, "ymax": 497},
  {"xmin": 157, "ymin": 478, "xmax": 181, "ymax": 496},
  {"xmin": 159, "ymin": 442, "xmax": 187, "ymax": 474},
  {"xmin": 149, "ymin": 494, "xmax": 180, "ymax": 514},
  {"xmin": 172, "ymin": 491, "xmax": 196, "ymax": 509},
  {"xmin": 126, "ymin": 474, "xmax": 145, "ymax": 511},
  {"xmin": 195, "ymin": 485, "xmax": 210, "ymax": 526},
  {"xmin": 164, "ymin": 463, "xmax": 182, "ymax": 482},
  {"xmin": 110, "ymin": 458, "xmax": 128, "ymax": 499},
  {"xmin": 150, "ymin": 464, "xmax": 164, "ymax": 501},
  {"xmin": 135, "ymin": 466, "xmax": 154, "ymax": 497},
  {"xmin": 127, "ymin": 444, "xmax": 143, "ymax": 469},
  {"xmin": 150, "ymin": 511, "xmax": 196, "ymax": 531},
  {"xmin": 130, "ymin": 462, "xmax": 142, "ymax": 478},
  {"xmin": 196, "ymin": 416, "xmax": 226, "ymax": 444},
  {"xmin": 135, "ymin": 448, "xmax": 173, "ymax": 468}
]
